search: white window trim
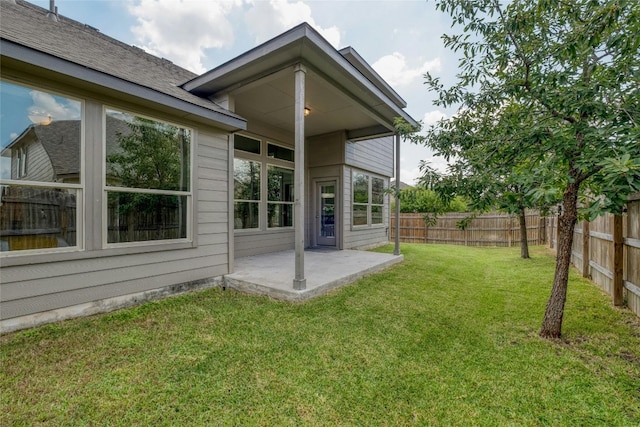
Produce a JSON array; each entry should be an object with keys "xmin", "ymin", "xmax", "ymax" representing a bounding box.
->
[
  {"xmin": 102, "ymin": 106, "xmax": 193, "ymax": 249},
  {"xmin": 351, "ymin": 169, "xmax": 387, "ymax": 230},
  {"xmin": 233, "ymin": 134, "xmax": 294, "ymax": 233},
  {"xmin": 266, "ymin": 163, "xmax": 294, "ymax": 230},
  {"xmin": 233, "ymin": 157, "xmax": 261, "ymax": 232}
]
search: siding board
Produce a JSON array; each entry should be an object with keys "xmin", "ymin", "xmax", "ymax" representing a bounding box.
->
[
  {"xmin": 1, "ymin": 118, "xmax": 231, "ymax": 324},
  {"xmin": 3, "ymin": 264, "xmax": 226, "ymax": 320},
  {"xmin": 234, "ymin": 230, "xmax": 294, "ymax": 258},
  {"xmin": 345, "ymin": 136, "xmax": 394, "ymax": 177},
  {"xmin": 2, "ymin": 247, "xmax": 228, "ymax": 301}
]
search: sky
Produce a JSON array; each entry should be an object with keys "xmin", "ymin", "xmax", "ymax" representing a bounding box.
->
[{"xmin": 24, "ymin": 0, "xmax": 463, "ymax": 185}]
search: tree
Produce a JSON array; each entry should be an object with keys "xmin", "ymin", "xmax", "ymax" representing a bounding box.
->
[
  {"xmin": 395, "ymin": 186, "xmax": 467, "ymax": 214},
  {"xmin": 409, "ymin": 0, "xmax": 640, "ymax": 338},
  {"xmin": 107, "ymin": 117, "xmax": 190, "ymax": 240}
]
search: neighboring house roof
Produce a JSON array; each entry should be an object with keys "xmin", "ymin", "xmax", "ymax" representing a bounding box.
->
[
  {"xmin": 1, "ymin": 115, "xmax": 132, "ymax": 179},
  {"xmin": 0, "ymin": 0, "xmax": 246, "ymax": 131},
  {"xmin": 30, "ymin": 121, "xmax": 80, "ymax": 177},
  {"xmin": 391, "ymin": 180, "xmax": 414, "ymax": 190}
]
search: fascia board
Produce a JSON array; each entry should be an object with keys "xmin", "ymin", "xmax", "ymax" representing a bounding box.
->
[
  {"xmin": 182, "ymin": 24, "xmax": 313, "ymax": 94},
  {"xmin": 339, "ymin": 46, "xmax": 407, "ymax": 109}
]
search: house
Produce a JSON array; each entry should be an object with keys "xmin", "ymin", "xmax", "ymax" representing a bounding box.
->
[{"xmin": 0, "ymin": 0, "xmax": 418, "ymax": 332}]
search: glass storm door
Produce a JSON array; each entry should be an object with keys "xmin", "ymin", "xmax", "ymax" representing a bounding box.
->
[{"xmin": 317, "ymin": 181, "xmax": 336, "ymax": 246}]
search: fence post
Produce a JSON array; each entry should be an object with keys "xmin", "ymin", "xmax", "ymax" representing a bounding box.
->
[
  {"xmin": 425, "ymin": 221, "xmax": 428, "ymax": 244},
  {"xmin": 582, "ymin": 220, "xmax": 590, "ymax": 278},
  {"xmin": 613, "ymin": 214, "xmax": 624, "ymax": 306}
]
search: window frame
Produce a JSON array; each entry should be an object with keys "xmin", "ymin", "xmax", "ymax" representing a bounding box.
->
[
  {"xmin": 371, "ymin": 176, "xmax": 385, "ymax": 225},
  {"xmin": 0, "ymin": 79, "xmax": 85, "ymax": 257},
  {"xmin": 233, "ymin": 158, "xmax": 261, "ymax": 231},
  {"xmin": 233, "ymin": 134, "xmax": 294, "ymax": 233},
  {"xmin": 266, "ymin": 163, "xmax": 294, "ymax": 230},
  {"xmin": 351, "ymin": 169, "xmax": 387, "ymax": 229},
  {"xmin": 102, "ymin": 106, "xmax": 194, "ymax": 248}
]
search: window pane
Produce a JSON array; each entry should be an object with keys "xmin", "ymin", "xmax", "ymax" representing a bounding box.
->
[
  {"xmin": 234, "ymin": 201, "xmax": 259, "ymax": 229},
  {"xmin": 105, "ymin": 109, "xmax": 191, "ymax": 191},
  {"xmin": 353, "ymin": 172, "xmax": 369, "ymax": 203},
  {"xmin": 107, "ymin": 192, "xmax": 187, "ymax": 243},
  {"xmin": 372, "ymin": 177, "xmax": 385, "ymax": 204},
  {"xmin": 235, "ymin": 134, "xmax": 261, "ymax": 154},
  {"xmin": 371, "ymin": 205, "xmax": 383, "ymax": 224},
  {"xmin": 268, "ymin": 203, "xmax": 293, "ymax": 228},
  {"xmin": 0, "ymin": 185, "xmax": 78, "ymax": 251},
  {"xmin": 353, "ymin": 204, "xmax": 368, "ymax": 226},
  {"xmin": 234, "ymin": 159, "xmax": 260, "ymax": 201},
  {"xmin": 268, "ymin": 165, "xmax": 294, "ymax": 202},
  {"xmin": 1, "ymin": 81, "xmax": 82, "ymax": 184},
  {"xmin": 267, "ymin": 143, "xmax": 294, "ymax": 162}
]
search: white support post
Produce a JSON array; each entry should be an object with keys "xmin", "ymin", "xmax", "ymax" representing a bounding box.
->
[
  {"xmin": 293, "ymin": 64, "xmax": 307, "ymax": 290},
  {"xmin": 394, "ymin": 133, "xmax": 401, "ymax": 256}
]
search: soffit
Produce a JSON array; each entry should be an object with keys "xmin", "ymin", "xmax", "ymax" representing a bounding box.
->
[{"xmin": 184, "ymin": 24, "xmax": 418, "ymax": 139}]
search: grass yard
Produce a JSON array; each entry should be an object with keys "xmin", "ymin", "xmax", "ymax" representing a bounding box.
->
[{"xmin": 1, "ymin": 244, "xmax": 639, "ymax": 426}]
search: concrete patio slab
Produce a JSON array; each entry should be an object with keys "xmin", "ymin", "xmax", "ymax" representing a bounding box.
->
[{"xmin": 224, "ymin": 249, "xmax": 403, "ymax": 301}]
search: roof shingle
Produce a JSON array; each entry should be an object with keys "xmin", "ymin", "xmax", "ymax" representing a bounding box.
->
[{"xmin": 0, "ymin": 0, "xmax": 243, "ymax": 124}]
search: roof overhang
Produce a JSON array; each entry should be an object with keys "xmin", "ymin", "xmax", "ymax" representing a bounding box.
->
[
  {"xmin": 0, "ymin": 40, "xmax": 247, "ymax": 132},
  {"xmin": 183, "ymin": 23, "xmax": 418, "ymax": 140}
]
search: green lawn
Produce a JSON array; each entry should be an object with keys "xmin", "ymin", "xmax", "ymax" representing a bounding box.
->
[{"xmin": 2, "ymin": 245, "xmax": 639, "ymax": 426}]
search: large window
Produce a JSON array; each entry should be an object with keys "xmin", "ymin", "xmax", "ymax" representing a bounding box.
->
[
  {"xmin": 105, "ymin": 108, "xmax": 192, "ymax": 245},
  {"xmin": 0, "ymin": 80, "xmax": 83, "ymax": 253},
  {"xmin": 234, "ymin": 135, "xmax": 294, "ymax": 230},
  {"xmin": 352, "ymin": 170, "xmax": 386, "ymax": 227}
]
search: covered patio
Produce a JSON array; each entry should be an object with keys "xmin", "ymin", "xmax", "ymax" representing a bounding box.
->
[
  {"xmin": 224, "ymin": 249, "xmax": 403, "ymax": 301},
  {"xmin": 184, "ymin": 23, "xmax": 414, "ymax": 290}
]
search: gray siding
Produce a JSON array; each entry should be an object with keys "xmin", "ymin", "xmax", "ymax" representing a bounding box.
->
[
  {"xmin": 345, "ymin": 136, "xmax": 394, "ymax": 177},
  {"xmin": 18, "ymin": 141, "xmax": 55, "ymax": 182},
  {"xmin": 0, "ymin": 96, "xmax": 231, "ymax": 325},
  {"xmin": 234, "ymin": 230, "xmax": 294, "ymax": 258},
  {"xmin": 307, "ymin": 131, "xmax": 345, "ymax": 168}
]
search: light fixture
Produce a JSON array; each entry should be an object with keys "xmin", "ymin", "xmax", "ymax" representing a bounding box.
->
[
  {"xmin": 28, "ymin": 113, "xmax": 52, "ymax": 126},
  {"xmin": 304, "ymin": 108, "xmax": 310, "ymax": 117}
]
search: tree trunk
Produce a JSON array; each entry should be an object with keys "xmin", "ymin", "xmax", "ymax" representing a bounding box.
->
[
  {"xmin": 540, "ymin": 182, "xmax": 579, "ymax": 339},
  {"xmin": 518, "ymin": 206, "xmax": 530, "ymax": 259}
]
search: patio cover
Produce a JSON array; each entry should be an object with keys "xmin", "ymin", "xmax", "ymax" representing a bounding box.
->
[{"xmin": 183, "ymin": 23, "xmax": 418, "ymax": 289}]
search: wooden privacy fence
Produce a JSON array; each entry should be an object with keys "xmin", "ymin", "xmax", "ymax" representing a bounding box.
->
[
  {"xmin": 546, "ymin": 193, "xmax": 640, "ymax": 318},
  {"xmin": 0, "ymin": 186, "xmax": 77, "ymax": 250},
  {"xmin": 390, "ymin": 211, "xmax": 545, "ymax": 247}
]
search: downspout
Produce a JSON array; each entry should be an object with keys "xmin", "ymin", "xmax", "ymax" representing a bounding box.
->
[{"xmin": 394, "ymin": 133, "xmax": 401, "ymax": 256}]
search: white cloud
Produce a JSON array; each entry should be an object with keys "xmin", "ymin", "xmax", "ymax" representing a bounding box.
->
[
  {"xmin": 29, "ymin": 91, "xmax": 81, "ymax": 121},
  {"xmin": 127, "ymin": 0, "xmax": 244, "ymax": 74},
  {"xmin": 372, "ymin": 52, "xmax": 441, "ymax": 87},
  {"xmin": 245, "ymin": 0, "xmax": 341, "ymax": 48},
  {"xmin": 422, "ymin": 110, "xmax": 447, "ymax": 127},
  {"xmin": 398, "ymin": 164, "xmax": 422, "ymax": 186}
]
